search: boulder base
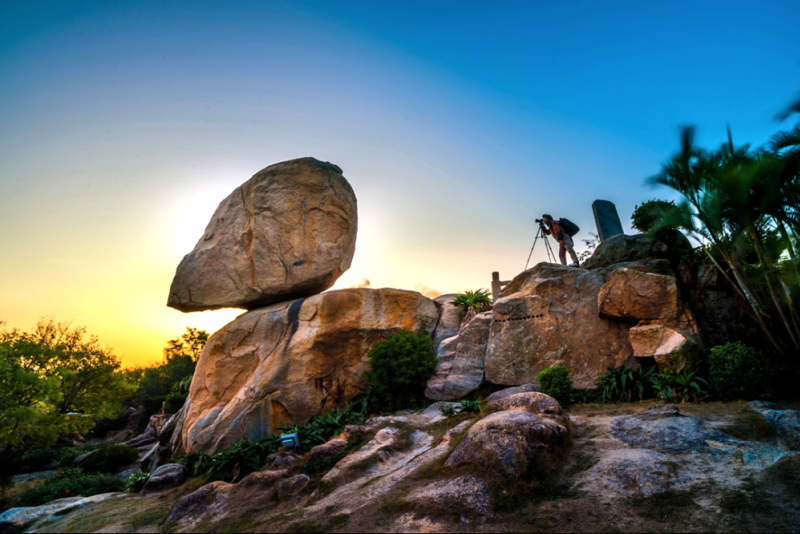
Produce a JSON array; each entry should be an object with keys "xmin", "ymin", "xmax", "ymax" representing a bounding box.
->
[{"xmin": 176, "ymin": 288, "xmax": 437, "ymax": 454}]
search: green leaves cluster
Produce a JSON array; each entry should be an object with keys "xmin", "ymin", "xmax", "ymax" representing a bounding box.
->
[
  {"xmin": 709, "ymin": 342, "xmax": 770, "ymax": 399},
  {"xmin": 594, "ymin": 365, "xmax": 656, "ymax": 403},
  {"xmin": 0, "ymin": 319, "xmax": 135, "ymax": 455},
  {"xmin": 449, "ymin": 289, "xmax": 492, "ymax": 320},
  {"xmin": 649, "ymin": 366, "xmax": 709, "ymax": 403},
  {"xmin": 648, "ymin": 93, "xmax": 800, "ymax": 359},
  {"xmin": 537, "ymin": 365, "xmax": 574, "ymax": 405},
  {"xmin": 362, "ymin": 330, "xmax": 438, "ymax": 412},
  {"xmin": 81, "ymin": 444, "xmax": 140, "ymax": 474},
  {"xmin": 124, "ymin": 471, "xmax": 150, "ymax": 492},
  {"xmin": 16, "ymin": 468, "xmax": 123, "ymax": 507}
]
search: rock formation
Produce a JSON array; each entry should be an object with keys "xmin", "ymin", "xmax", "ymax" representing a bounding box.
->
[
  {"xmin": 176, "ymin": 288, "xmax": 437, "ymax": 454},
  {"xmin": 168, "ymin": 158, "xmax": 357, "ymax": 312}
]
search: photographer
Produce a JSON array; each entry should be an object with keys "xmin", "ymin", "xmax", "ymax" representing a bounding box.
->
[{"xmin": 540, "ymin": 214, "xmax": 580, "ymax": 267}]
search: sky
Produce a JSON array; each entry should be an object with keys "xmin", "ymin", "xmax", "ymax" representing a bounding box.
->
[{"xmin": 1, "ymin": 0, "xmax": 799, "ymax": 367}]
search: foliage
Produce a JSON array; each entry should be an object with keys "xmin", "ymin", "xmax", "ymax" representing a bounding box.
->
[
  {"xmin": 650, "ymin": 365, "xmax": 709, "ymax": 403},
  {"xmin": 593, "ymin": 365, "xmax": 655, "ymax": 403},
  {"xmin": 124, "ymin": 471, "xmax": 151, "ymax": 492},
  {"xmin": 176, "ymin": 401, "xmax": 368, "ymax": 482},
  {"xmin": 54, "ymin": 445, "xmax": 100, "ymax": 468},
  {"xmin": 162, "ymin": 392, "xmax": 187, "ymax": 414},
  {"xmin": 459, "ymin": 400, "xmax": 486, "ymax": 413},
  {"xmin": 362, "ymin": 330, "xmax": 437, "ymax": 411},
  {"xmin": 440, "ymin": 404, "xmax": 458, "ymax": 418},
  {"xmin": 648, "ymin": 97, "xmax": 800, "ymax": 359},
  {"xmin": 537, "ymin": 365, "xmax": 573, "ymax": 405},
  {"xmin": 709, "ymin": 342, "xmax": 770, "ymax": 399},
  {"xmin": 81, "ymin": 444, "xmax": 140, "ymax": 474},
  {"xmin": 128, "ymin": 327, "xmax": 208, "ymax": 429},
  {"xmin": 16, "ymin": 468, "xmax": 124, "ymax": 507},
  {"xmin": 631, "ymin": 199, "xmax": 679, "ymax": 234},
  {"xmin": 0, "ymin": 319, "xmax": 134, "ymax": 480},
  {"xmin": 449, "ymin": 289, "xmax": 492, "ymax": 320},
  {"xmin": 279, "ymin": 403, "xmax": 367, "ymax": 451},
  {"xmin": 577, "ymin": 232, "xmax": 600, "ymax": 262}
]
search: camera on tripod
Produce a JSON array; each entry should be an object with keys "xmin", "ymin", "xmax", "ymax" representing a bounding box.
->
[{"xmin": 535, "ymin": 218, "xmax": 545, "ymax": 224}]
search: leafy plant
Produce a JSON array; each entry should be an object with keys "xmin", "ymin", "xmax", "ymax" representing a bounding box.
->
[
  {"xmin": 449, "ymin": 289, "xmax": 492, "ymax": 320},
  {"xmin": 571, "ymin": 388, "xmax": 601, "ymax": 404},
  {"xmin": 162, "ymin": 392, "xmax": 186, "ymax": 414},
  {"xmin": 440, "ymin": 404, "xmax": 459, "ymax": 418},
  {"xmin": 81, "ymin": 444, "xmax": 140, "ymax": 474},
  {"xmin": 362, "ymin": 330, "xmax": 437, "ymax": 412},
  {"xmin": 594, "ymin": 365, "xmax": 655, "ymax": 403},
  {"xmin": 650, "ymin": 366, "xmax": 708, "ymax": 403},
  {"xmin": 709, "ymin": 342, "xmax": 770, "ymax": 399},
  {"xmin": 16, "ymin": 468, "xmax": 124, "ymax": 507},
  {"xmin": 124, "ymin": 471, "xmax": 151, "ymax": 492},
  {"xmin": 280, "ymin": 403, "xmax": 367, "ymax": 451},
  {"xmin": 631, "ymin": 199, "xmax": 679, "ymax": 234},
  {"xmin": 537, "ymin": 365, "xmax": 573, "ymax": 405},
  {"xmin": 459, "ymin": 400, "xmax": 486, "ymax": 413}
]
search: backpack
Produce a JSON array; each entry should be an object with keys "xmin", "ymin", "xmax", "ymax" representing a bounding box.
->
[{"xmin": 559, "ymin": 218, "xmax": 580, "ymax": 237}]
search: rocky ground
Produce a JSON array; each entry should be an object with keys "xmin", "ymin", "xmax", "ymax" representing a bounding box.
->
[{"xmin": 3, "ymin": 395, "xmax": 799, "ymax": 534}]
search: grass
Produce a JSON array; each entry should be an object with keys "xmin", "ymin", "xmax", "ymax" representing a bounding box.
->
[{"xmin": 630, "ymin": 489, "xmax": 699, "ymax": 522}]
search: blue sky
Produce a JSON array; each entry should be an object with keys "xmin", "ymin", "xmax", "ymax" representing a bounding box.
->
[{"xmin": 1, "ymin": 0, "xmax": 798, "ymax": 364}]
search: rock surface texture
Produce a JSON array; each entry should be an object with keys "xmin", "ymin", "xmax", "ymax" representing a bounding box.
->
[
  {"xmin": 168, "ymin": 158, "xmax": 358, "ymax": 312},
  {"xmin": 485, "ymin": 263, "xmax": 634, "ymax": 389},
  {"xmin": 425, "ymin": 311, "xmax": 491, "ymax": 401},
  {"xmin": 628, "ymin": 324, "xmax": 699, "ymax": 373},
  {"xmin": 582, "ymin": 234, "xmax": 668, "ymax": 270},
  {"xmin": 175, "ymin": 288, "xmax": 438, "ymax": 454}
]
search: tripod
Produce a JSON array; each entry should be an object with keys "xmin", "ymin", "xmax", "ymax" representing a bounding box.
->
[{"xmin": 524, "ymin": 223, "xmax": 557, "ymax": 271}]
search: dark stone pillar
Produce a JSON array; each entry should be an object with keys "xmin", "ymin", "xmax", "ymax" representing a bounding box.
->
[{"xmin": 592, "ymin": 200, "xmax": 624, "ymax": 241}]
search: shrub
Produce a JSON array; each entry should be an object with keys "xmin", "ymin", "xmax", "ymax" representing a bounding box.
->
[
  {"xmin": 449, "ymin": 289, "xmax": 492, "ymax": 320},
  {"xmin": 650, "ymin": 366, "xmax": 708, "ymax": 403},
  {"xmin": 362, "ymin": 330, "xmax": 437, "ymax": 411},
  {"xmin": 709, "ymin": 342, "xmax": 770, "ymax": 399},
  {"xmin": 162, "ymin": 392, "xmax": 186, "ymax": 414},
  {"xmin": 19, "ymin": 448, "xmax": 58, "ymax": 471},
  {"xmin": 280, "ymin": 403, "xmax": 367, "ymax": 451},
  {"xmin": 537, "ymin": 365, "xmax": 573, "ymax": 405},
  {"xmin": 631, "ymin": 199, "xmax": 678, "ymax": 234},
  {"xmin": 56, "ymin": 445, "xmax": 99, "ymax": 468},
  {"xmin": 125, "ymin": 471, "xmax": 151, "ymax": 492},
  {"xmin": 594, "ymin": 365, "xmax": 655, "ymax": 403},
  {"xmin": 81, "ymin": 444, "xmax": 139, "ymax": 474},
  {"xmin": 16, "ymin": 468, "xmax": 124, "ymax": 507}
]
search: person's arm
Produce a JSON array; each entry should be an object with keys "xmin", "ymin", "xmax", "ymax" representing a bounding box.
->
[{"xmin": 542, "ymin": 224, "xmax": 551, "ymax": 236}]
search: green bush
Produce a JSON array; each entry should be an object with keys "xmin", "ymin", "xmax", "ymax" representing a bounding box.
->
[
  {"xmin": 594, "ymin": 365, "xmax": 655, "ymax": 403},
  {"xmin": 362, "ymin": 330, "xmax": 438, "ymax": 411},
  {"xmin": 709, "ymin": 342, "xmax": 770, "ymax": 399},
  {"xmin": 81, "ymin": 444, "xmax": 139, "ymax": 474},
  {"xmin": 631, "ymin": 199, "xmax": 678, "ymax": 234},
  {"xmin": 19, "ymin": 448, "xmax": 58, "ymax": 471},
  {"xmin": 16, "ymin": 468, "xmax": 124, "ymax": 507},
  {"xmin": 124, "ymin": 471, "xmax": 151, "ymax": 492},
  {"xmin": 537, "ymin": 365, "xmax": 573, "ymax": 405},
  {"xmin": 449, "ymin": 289, "xmax": 492, "ymax": 320},
  {"xmin": 162, "ymin": 392, "xmax": 187, "ymax": 414},
  {"xmin": 56, "ymin": 445, "xmax": 99, "ymax": 468}
]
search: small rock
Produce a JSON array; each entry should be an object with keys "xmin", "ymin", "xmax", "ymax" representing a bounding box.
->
[
  {"xmin": 308, "ymin": 437, "xmax": 347, "ymax": 462},
  {"xmin": 141, "ymin": 463, "xmax": 187, "ymax": 494},
  {"xmin": 486, "ymin": 384, "xmax": 539, "ymax": 403},
  {"xmin": 445, "ymin": 410, "xmax": 569, "ymax": 479},
  {"xmin": 487, "ymin": 392, "xmax": 570, "ymax": 429},
  {"xmin": 407, "ymin": 475, "xmax": 492, "ymax": 516},
  {"xmin": 166, "ymin": 481, "xmax": 234, "ymax": 525},
  {"xmin": 239, "ymin": 469, "xmax": 288, "ymax": 488},
  {"xmin": 264, "ymin": 451, "xmax": 303, "ymax": 470},
  {"xmin": 278, "ymin": 474, "xmax": 310, "ymax": 497}
]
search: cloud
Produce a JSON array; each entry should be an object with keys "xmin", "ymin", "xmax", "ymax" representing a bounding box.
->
[
  {"xmin": 414, "ymin": 283, "xmax": 441, "ymax": 299},
  {"xmin": 350, "ymin": 277, "xmax": 371, "ymax": 288}
]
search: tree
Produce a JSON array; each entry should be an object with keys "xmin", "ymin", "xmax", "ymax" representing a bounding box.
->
[{"xmin": 163, "ymin": 327, "xmax": 209, "ymax": 362}]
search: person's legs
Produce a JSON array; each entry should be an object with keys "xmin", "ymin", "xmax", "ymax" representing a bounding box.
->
[
  {"xmin": 564, "ymin": 235, "xmax": 579, "ymax": 265},
  {"xmin": 559, "ymin": 243, "xmax": 567, "ymax": 265}
]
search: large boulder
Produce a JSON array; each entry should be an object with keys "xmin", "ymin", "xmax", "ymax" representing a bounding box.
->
[
  {"xmin": 597, "ymin": 268, "xmax": 681, "ymax": 323},
  {"xmin": 174, "ymin": 288, "xmax": 438, "ymax": 454},
  {"xmin": 167, "ymin": 158, "xmax": 358, "ymax": 312},
  {"xmin": 628, "ymin": 324, "xmax": 699, "ymax": 373},
  {"xmin": 425, "ymin": 311, "xmax": 491, "ymax": 401},
  {"xmin": 485, "ymin": 263, "xmax": 633, "ymax": 389},
  {"xmin": 582, "ymin": 234, "xmax": 668, "ymax": 270},
  {"xmin": 591, "ymin": 449, "xmax": 694, "ymax": 496},
  {"xmin": 445, "ymin": 410, "xmax": 569, "ymax": 479}
]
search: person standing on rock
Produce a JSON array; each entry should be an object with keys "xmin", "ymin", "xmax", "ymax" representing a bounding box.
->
[{"xmin": 541, "ymin": 214, "xmax": 580, "ymax": 267}]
